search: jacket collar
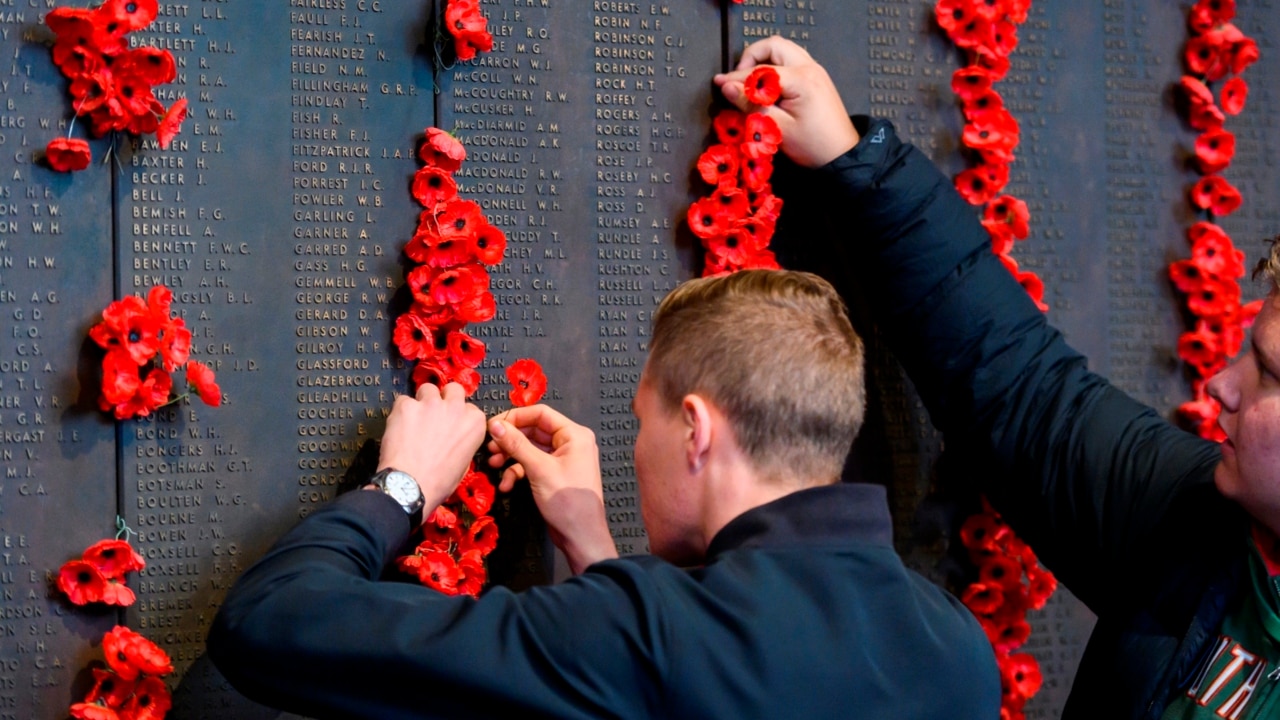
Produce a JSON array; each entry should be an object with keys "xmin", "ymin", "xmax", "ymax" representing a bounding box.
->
[{"xmin": 705, "ymin": 483, "xmax": 894, "ymax": 561}]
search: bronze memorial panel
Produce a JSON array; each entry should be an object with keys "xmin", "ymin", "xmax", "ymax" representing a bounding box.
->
[{"xmin": 0, "ymin": 1, "xmax": 1276, "ymax": 717}]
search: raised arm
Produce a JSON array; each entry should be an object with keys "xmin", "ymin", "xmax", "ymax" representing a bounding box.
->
[{"xmin": 717, "ymin": 37, "xmax": 1229, "ymax": 614}]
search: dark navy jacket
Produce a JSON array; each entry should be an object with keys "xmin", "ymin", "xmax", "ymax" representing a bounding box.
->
[
  {"xmin": 208, "ymin": 483, "xmax": 998, "ymax": 719},
  {"xmin": 812, "ymin": 117, "xmax": 1246, "ymax": 719}
]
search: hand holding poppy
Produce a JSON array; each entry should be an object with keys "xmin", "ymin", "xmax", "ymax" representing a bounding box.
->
[
  {"xmin": 377, "ymin": 382, "xmax": 487, "ymax": 512},
  {"xmin": 486, "ymin": 404, "xmax": 617, "ymax": 574},
  {"xmin": 713, "ymin": 36, "xmax": 859, "ymax": 168}
]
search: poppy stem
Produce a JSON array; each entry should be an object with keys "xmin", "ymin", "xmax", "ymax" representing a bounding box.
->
[{"xmin": 115, "ymin": 516, "xmax": 137, "ymax": 542}]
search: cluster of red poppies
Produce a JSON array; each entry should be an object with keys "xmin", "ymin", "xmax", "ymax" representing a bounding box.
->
[
  {"xmin": 90, "ymin": 286, "xmax": 221, "ymax": 420},
  {"xmin": 396, "ymin": 128, "xmax": 504, "ymax": 394},
  {"xmin": 395, "ymin": 464, "xmax": 500, "ymax": 597},
  {"xmin": 42, "ymin": 0, "xmax": 187, "ymax": 172},
  {"xmin": 957, "ymin": 505, "xmax": 1057, "ymax": 718},
  {"xmin": 936, "ymin": 0, "xmax": 1044, "ymax": 311},
  {"xmin": 70, "ymin": 626, "xmax": 174, "ymax": 720},
  {"xmin": 443, "ymin": 0, "xmax": 494, "ymax": 61},
  {"xmin": 56, "ymin": 538, "xmax": 144, "ymax": 607},
  {"xmin": 1171, "ymin": 0, "xmax": 1261, "ymax": 441},
  {"xmin": 689, "ymin": 66, "xmax": 784, "ymax": 276}
]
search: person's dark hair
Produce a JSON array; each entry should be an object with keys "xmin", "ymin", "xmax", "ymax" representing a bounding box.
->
[{"xmin": 647, "ymin": 269, "xmax": 865, "ymax": 485}]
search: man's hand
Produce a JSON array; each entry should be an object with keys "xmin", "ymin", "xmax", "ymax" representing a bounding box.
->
[
  {"xmin": 714, "ymin": 36, "xmax": 860, "ymax": 168},
  {"xmin": 377, "ymin": 382, "xmax": 487, "ymax": 511},
  {"xmin": 486, "ymin": 405, "xmax": 618, "ymax": 574}
]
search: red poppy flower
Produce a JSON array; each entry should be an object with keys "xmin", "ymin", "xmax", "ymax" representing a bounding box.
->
[
  {"xmin": 1194, "ymin": 128, "xmax": 1236, "ymax": 174},
  {"xmin": 91, "ymin": 295, "xmax": 162, "ymax": 365},
  {"xmin": 1230, "ymin": 36, "xmax": 1258, "ymax": 74},
  {"xmin": 963, "ymin": 89, "xmax": 1006, "ymax": 123},
  {"xmin": 393, "ymin": 312, "xmax": 437, "ymax": 361},
  {"xmin": 124, "ymin": 674, "xmax": 171, "ymax": 720},
  {"xmin": 712, "ymin": 108, "xmax": 746, "ymax": 145},
  {"xmin": 457, "ymin": 470, "xmax": 495, "ymax": 516},
  {"xmin": 968, "ymin": 0, "xmax": 1007, "ymax": 22},
  {"xmin": 408, "ymin": 226, "xmax": 470, "ymax": 270},
  {"xmin": 740, "ymin": 113, "xmax": 781, "ymax": 158},
  {"xmin": 987, "ymin": 613, "xmax": 1032, "ymax": 652},
  {"xmin": 412, "ymin": 167, "xmax": 458, "ymax": 210},
  {"xmin": 85, "ymin": 667, "xmax": 136, "ymax": 709},
  {"xmin": 751, "ymin": 193, "xmax": 784, "ymax": 223},
  {"xmin": 1188, "ymin": 278, "xmax": 1241, "ymax": 318},
  {"xmin": 58, "ymin": 559, "xmax": 107, "ymax": 605},
  {"xmin": 1189, "ymin": 0, "xmax": 1235, "ymax": 32},
  {"xmin": 963, "ymin": 113, "xmax": 1018, "ymax": 154},
  {"xmin": 960, "ymin": 513, "xmax": 1010, "ymax": 555},
  {"xmin": 101, "ymin": 0, "xmax": 159, "ymax": 32},
  {"xmin": 955, "ymin": 163, "xmax": 1008, "ymax": 205},
  {"xmin": 971, "ymin": 45, "xmax": 1012, "ymax": 81},
  {"xmin": 687, "ymin": 197, "xmax": 730, "ymax": 240},
  {"xmin": 1005, "ymin": 0, "xmax": 1029, "ymax": 22},
  {"xmin": 1025, "ymin": 566, "xmax": 1057, "ymax": 610},
  {"xmin": 1017, "ymin": 271, "xmax": 1048, "ymax": 312},
  {"xmin": 70, "ymin": 703, "xmax": 121, "ymax": 720},
  {"xmin": 1190, "ymin": 174, "xmax": 1242, "ymax": 216},
  {"xmin": 1001, "ymin": 653, "xmax": 1043, "ymax": 703},
  {"xmin": 984, "ymin": 220, "xmax": 1014, "ymax": 255},
  {"xmin": 117, "ymin": 47, "xmax": 176, "ymax": 86},
  {"xmin": 741, "ymin": 247, "xmax": 780, "ymax": 271},
  {"xmin": 962, "ymin": 582, "xmax": 1006, "ymax": 615},
  {"xmin": 445, "ymin": 0, "xmax": 492, "ymax": 61},
  {"xmin": 1190, "ymin": 226, "xmax": 1245, "ymax": 279},
  {"xmin": 1186, "ymin": 30, "xmax": 1231, "ymax": 81},
  {"xmin": 1220, "ymin": 76, "xmax": 1247, "ymax": 115},
  {"xmin": 696, "ymin": 144, "xmax": 740, "ymax": 190},
  {"xmin": 730, "ymin": 217, "xmax": 775, "ymax": 252},
  {"xmin": 710, "ymin": 186, "xmax": 751, "ymax": 222},
  {"xmin": 950, "ymin": 15, "xmax": 994, "ymax": 50},
  {"xmin": 48, "ymin": 9, "xmax": 124, "ymax": 67},
  {"xmin": 988, "ymin": 19, "xmax": 1018, "ymax": 57},
  {"xmin": 432, "ymin": 265, "xmax": 488, "ymax": 307},
  {"xmin": 706, "ymin": 228, "xmax": 757, "ymax": 268},
  {"xmin": 419, "ymin": 127, "xmax": 466, "ymax": 172},
  {"xmin": 469, "ymin": 221, "xmax": 506, "ymax": 266},
  {"xmin": 985, "ymin": 195, "xmax": 1030, "ymax": 239},
  {"xmin": 1178, "ymin": 328, "xmax": 1225, "ymax": 377},
  {"xmin": 744, "ymin": 66, "xmax": 782, "ymax": 106},
  {"xmin": 97, "ymin": 578, "xmax": 135, "ymax": 607},
  {"xmin": 83, "ymin": 539, "xmax": 145, "ymax": 580},
  {"xmin": 978, "ymin": 554, "xmax": 1024, "ymax": 591},
  {"xmin": 186, "ymin": 360, "xmax": 221, "ymax": 407},
  {"xmin": 45, "ymin": 137, "xmax": 92, "ymax": 172},
  {"xmin": 1242, "ymin": 299, "xmax": 1264, "ymax": 329},
  {"xmin": 1169, "ymin": 258, "xmax": 1209, "ymax": 293},
  {"xmin": 446, "ymin": 330, "xmax": 486, "ymax": 368},
  {"xmin": 436, "ymin": 198, "xmax": 485, "ymax": 241},
  {"xmin": 507, "ymin": 358, "xmax": 547, "ymax": 407},
  {"xmin": 104, "ymin": 626, "xmax": 173, "ymax": 681},
  {"xmin": 952, "ymin": 64, "xmax": 995, "ymax": 99},
  {"xmin": 935, "ymin": 0, "xmax": 974, "ymax": 35},
  {"xmin": 455, "ymin": 549, "xmax": 486, "ymax": 598},
  {"xmin": 418, "ymin": 550, "xmax": 463, "ymax": 593},
  {"xmin": 739, "ymin": 154, "xmax": 774, "ymax": 192},
  {"xmin": 454, "ymin": 289, "xmax": 496, "ymax": 324},
  {"xmin": 462, "ymin": 515, "xmax": 499, "ymax": 556},
  {"xmin": 106, "ymin": 366, "xmax": 172, "ymax": 420},
  {"xmin": 1179, "ymin": 75, "xmax": 1221, "ymax": 129}
]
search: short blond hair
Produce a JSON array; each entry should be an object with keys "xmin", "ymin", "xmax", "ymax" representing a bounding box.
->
[
  {"xmin": 647, "ymin": 269, "xmax": 865, "ymax": 484},
  {"xmin": 1255, "ymin": 235, "xmax": 1280, "ymax": 289}
]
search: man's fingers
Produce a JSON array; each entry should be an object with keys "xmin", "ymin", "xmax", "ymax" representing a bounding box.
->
[
  {"xmin": 498, "ymin": 463, "xmax": 526, "ymax": 493},
  {"xmin": 489, "ymin": 418, "xmax": 547, "ymax": 473}
]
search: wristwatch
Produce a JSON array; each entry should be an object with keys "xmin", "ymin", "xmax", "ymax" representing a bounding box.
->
[{"xmin": 367, "ymin": 468, "xmax": 426, "ymax": 519}]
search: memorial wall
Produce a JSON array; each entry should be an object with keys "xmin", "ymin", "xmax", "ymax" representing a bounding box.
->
[{"xmin": 0, "ymin": 0, "xmax": 1275, "ymax": 717}]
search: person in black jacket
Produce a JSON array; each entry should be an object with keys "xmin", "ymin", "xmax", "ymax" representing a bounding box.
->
[
  {"xmin": 208, "ymin": 269, "xmax": 999, "ymax": 719},
  {"xmin": 714, "ymin": 35, "xmax": 1280, "ymax": 720}
]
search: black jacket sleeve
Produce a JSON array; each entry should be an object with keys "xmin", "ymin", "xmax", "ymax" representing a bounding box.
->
[
  {"xmin": 813, "ymin": 117, "xmax": 1227, "ymax": 614},
  {"xmin": 207, "ymin": 490, "xmax": 667, "ymax": 720}
]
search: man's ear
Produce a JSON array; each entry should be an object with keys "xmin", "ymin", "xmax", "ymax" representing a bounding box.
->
[{"xmin": 681, "ymin": 393, "xmax": 714, "ymax": 474}]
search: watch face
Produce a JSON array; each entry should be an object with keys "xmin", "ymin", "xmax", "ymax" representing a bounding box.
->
[{"xmin": 385, "ymin": 472, "xmax": 420, "ymax": 505}]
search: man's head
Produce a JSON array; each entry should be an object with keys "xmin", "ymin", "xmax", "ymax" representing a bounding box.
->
[
  {"xmin": 633, "ymin": 269, "xmax": 866, "ymax": 561},
  {"xmin": 1208, "ymin": 237, "xmax": 1280, "ymax": 535}
]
